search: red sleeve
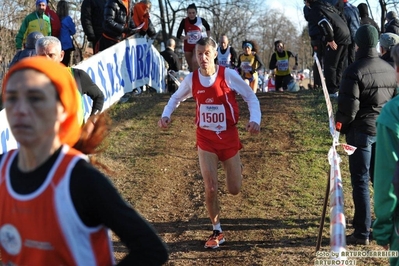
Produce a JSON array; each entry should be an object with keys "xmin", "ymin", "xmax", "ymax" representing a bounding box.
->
[{"xmin": 45, "ymin": 8, "xmax": 61, "ymax": 38}]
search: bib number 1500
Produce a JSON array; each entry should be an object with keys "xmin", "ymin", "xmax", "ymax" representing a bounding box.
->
[{"xmin": 202, "ymin": 112, "xmax": 225, "ymax": 123}]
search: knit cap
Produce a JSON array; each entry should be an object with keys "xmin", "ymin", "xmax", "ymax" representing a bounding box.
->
[
  {"xmin": 2, "ymin": 57, "xmax": 82, "ymax": 147},
  {"xmin": 379, "ymin": 33, "xmax": 399, "ymax": 49},
  {"xmin": 355, "ymin": 24, "xmax": 378, "ymax": 49},
  {"xmin": 36, "ymin": 0, "xmax": 47, "ymax": 5},
  {"xmin": 387, "ymin": 11, "xmax": 397, "ymax": 20}
]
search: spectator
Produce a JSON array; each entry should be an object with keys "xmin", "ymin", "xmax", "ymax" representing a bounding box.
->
[
  {"xmin": 160, "ymin": 38, "xmax": 181, "ymax": 93},
  {"xmin": 238, "ymin": 40, "xmax": 264, "ymax": 93},
  {"xmin": 379, "ymin": 33, "xmax": 399, "ymax": 67},
  {"xmin": 9, "ymin": 31, "xmax": 44, "ymax": 68},
  {"xmin": 217, "ymin": 35, "xmax": 237, "ymax": 69},
  {"xmin": 133, "ymin": 0, "xmax": 156, "ymax": 38},
  {"xmin": 267, "ymin": 73, "xmax": 276, "ymax": 92},
  {"xmin": 385, "ymin": 11, "xmax": 399, "ymax": 35},
  {"xmin": 268, "ymin": 40, "xmax": 298, "ymax": 91},
  {"xmin": 36, "ymin": 36, "xmax": 105, "ymax": 125},
  {"xmin": 158, "ymin": 37, "xmax": 261, "ymax": 249},
  {"xmin": 15, "ymin": 0, "xmax": 51, "ymax": 50},
  {"xmin": 0, "ymin": 57, "xmax": 169, "ymax": 265},
  {"xmin": 45, "ymin": 1, "xmax": 61, "ymax": 38},
  {"xmin": 335, "ymin": 25, "xmax": 397, "ymax": 245},
  {"xmin": 343, "ymin": 0, "xmax": 360, "ymax": 67},
  {"xmin": 176, "ymin": 3, "xmax": 211, "ymax": 72},
  {"xmin": 305, "ymin": 0, "xmax": 351, "ymax": 98},
  {"xmin": 98, "ymin": 0, "xmax": 136, "ymax": 52},
  {"xmin": 81, "ymin": 0, "xmax": 106, "ymax": 54},
  {"xmin": 57, "ymin": 0, "xmax": 76, "ymax": 66},
  {"xmin": 357, "ymin": 3, "xmax": 380, "ymax": 35},
  {"xmin": 304, "ymin": 0, "xmax": 323, "ymax": 90},
  {"xmin": 373, "ymin": 43, "xmax": 399, "ymax": 266}
]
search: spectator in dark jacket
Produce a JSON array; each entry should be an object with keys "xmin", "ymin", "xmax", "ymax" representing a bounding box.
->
[
  {"xmin": 305, "ymin": 0, "xmax": 351, "ymax": 97},
  {"xmin": 357, "ymin": 3, "xmax": 380, "ymax": 35},
  {"xmin": 379, "ymin": 32, "xmax": 399, "ymax": 67},
  {"xmin": 98, "ymin": 0, "xmax": 136, "ymax": 52},
  {"xmin": 336, "ymin": 24, "xmax": 397, "ymax": 246},
  {"xmin": 9, "ymin": 31, "xmax": 44, "ymax": 68},
  {"xmin": 343, "ymin": 0, "xmax": 360, "ymax": 67},
  {"xmin": 161, "ymin": 38, "xmax": 181, "ymax": 93},
  {"xmin": 81, "ymin": 0, "xmax": 106, "ymax": 54},
  {"xmin": 385, "ymin": 11, "xmax": 399, "ymax": 35},
  {"xmin": 304, "ymin": 2, "xmax": 323, "ymax": 89}
]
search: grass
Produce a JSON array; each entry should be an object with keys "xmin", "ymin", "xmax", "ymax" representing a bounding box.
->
[{"xmin": 99, "ymin": 89, "xmax": 388, "ymax": 265}]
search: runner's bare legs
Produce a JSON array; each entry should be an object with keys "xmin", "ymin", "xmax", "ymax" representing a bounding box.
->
[{"xmin": 198, "ymin": 147, "xmax": 242, "ymax": 225}]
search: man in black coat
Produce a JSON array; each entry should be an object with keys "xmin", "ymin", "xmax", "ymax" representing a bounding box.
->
[
  {"xmin": 336, "ymin": 25, "xmax": 397, "ymax": 246},
  {"xmin": 357, "ymin": 3, "xmax": 380, "ymax": 35},
  {"xmin": 81, "ymin": 0, "xmax": 106, "ymax": 54},
  {"xmin": 305, "ymin": 0, "xmax": 351, "ymax": 97},
  {"xmin": 385, "ymin": 11, "xmax": 399, "ymax": 35},
  {"xmin": 161, "ymin": 38, "xmax": 181, "ymax": 93}
]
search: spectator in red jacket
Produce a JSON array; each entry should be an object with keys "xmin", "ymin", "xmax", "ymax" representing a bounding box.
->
[{"xmin": 45, "ymin": 2, "xmax": 61, "ymax": 38}]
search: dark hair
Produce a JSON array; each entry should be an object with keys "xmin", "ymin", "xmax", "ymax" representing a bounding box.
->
[
  {"xmin": 274, "ymin": 40, "xmax": 284, "ymax": 51},
  {"xmin": 242, "ymin": 39, "xmax": 259, "ymax": 53},
  {"xmin": 56, "ymin": 0, "xmax": 69, "ymax": 20},
  {"xmin": 187, "ymin": 3, "xmax": 197, "ymax": 12}
]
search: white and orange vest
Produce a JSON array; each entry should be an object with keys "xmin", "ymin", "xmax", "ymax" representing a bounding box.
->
[{"xmin": 0, "ymin": 145, "xmax": 114, "ymax": 265}]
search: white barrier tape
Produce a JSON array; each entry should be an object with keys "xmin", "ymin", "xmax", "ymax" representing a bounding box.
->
[{"xmin": 315, "ymin": 53, "xmax": 347, "ymax": 256}]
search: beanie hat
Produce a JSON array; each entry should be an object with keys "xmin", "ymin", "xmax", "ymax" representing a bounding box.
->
[
  {"xmin": 379, "ymin": 33, "xmax": 399, "ymax": 50},
  {"xmin": 25, "ymin": 31, "xmax": 44, "ymax": 49},
  {"xmin": 355, "ymin": 24, "xmax": 378, "ymax": 49},
  {"xmin": 36, "ymin": 0, "xmax": 47, "ymax": 5},
  {"xmin": 2, "ymin": 57, "xmax": 82, "ymax": 147},
  {"xmin": 387, "ymin": 11, "xmax": 397, "ymax": 20},
  {"xmin": 357, "ymin": 3, "xmax": 369, "ymax": 18}
]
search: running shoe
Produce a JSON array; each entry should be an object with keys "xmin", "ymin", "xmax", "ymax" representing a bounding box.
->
[{"xmin": 204, "ymin": 230, "xmax": 225, "ymax": 249}]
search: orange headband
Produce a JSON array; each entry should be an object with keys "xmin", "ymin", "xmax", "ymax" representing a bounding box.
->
[{"xmin": 2, "ymin": 57, "xmax": 82, "ymax": 147}]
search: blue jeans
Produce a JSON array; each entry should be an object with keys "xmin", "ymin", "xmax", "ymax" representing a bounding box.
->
[{"xmin": 346, "ymin": 128, "xmax": 376, "ymax": 239}]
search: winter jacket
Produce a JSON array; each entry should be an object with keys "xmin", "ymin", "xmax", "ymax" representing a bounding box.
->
[
  {"xmin": 9, "ymin": 32, "xmax": 44, "ymax": 68},
  {"xmin": 307, "ymin": 0, "xmax": 351, "ymax": 45},
  {"xmin": 160, "ymin": 47, "xmax": 180, "ymax": 72},
  {"xmin": 335, "ymin": 48, "xmax": 397, "ymax": 135},
  {"xmin": 81, "ymin": 0, "xmax": 106, "ymax": 43},
  {"xmin": 45, "ymin": 7, "xmax": 61, "ymax": 38},
  {"xmin": 357, "ymin": 3, "xmax": 381, "ymax": 35},
  {"xmin": 102, "ymin": 0, "xmax": 134, "ymax": 41},
  {"xmin": 59, "ymin": 16, "xmax": 76, "ymax": 51},
  {"xmin": 343, "ymin": 2, "xmax": 360, "ymax": 41},
  {"xmin": 304, "ymin": 5, "xmax": 322, "ymax": 40},
  {"xmin": 380, "ymin": 52, "xmax": 395, "ymax": 68},
  {"xmin": 386, "ymin": 18, "xmax": 399, "ymax": 35},
  {"xmin": 15, "ymin": 12, "xmax": 51, "ymax": 49}
]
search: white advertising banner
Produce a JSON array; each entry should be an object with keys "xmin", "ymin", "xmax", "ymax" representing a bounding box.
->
[{"xmin": 0, "ymin": 37, "xmax": 167, "ymax": 154}]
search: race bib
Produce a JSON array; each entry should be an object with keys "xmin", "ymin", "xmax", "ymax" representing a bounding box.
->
[
  {"xmin": 187, "ymin": 30, "xmax": 202, "ymax": 44},
  {"xmin": 240, "ymin": 62, "xmax": 252, "ymax": 72},
  {"xmin": 199, "ymin": 104, "xmax": 226, "ymax": 131},
  {"xmin": 277, "ymin": 59, "xmax": 289, "ymax": 71}
]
